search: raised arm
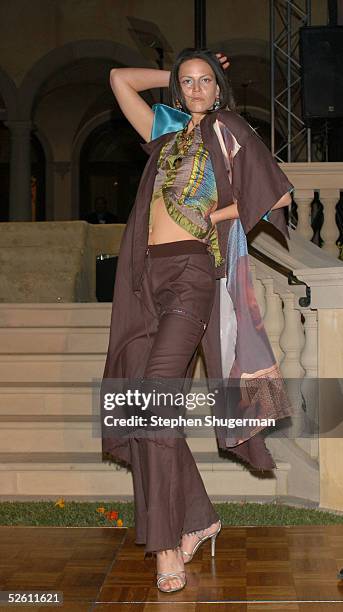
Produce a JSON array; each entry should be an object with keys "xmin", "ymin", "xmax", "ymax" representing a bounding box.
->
[{"xmin": 109, "ymin": 68, "xmax": 170, "ymax": 142}]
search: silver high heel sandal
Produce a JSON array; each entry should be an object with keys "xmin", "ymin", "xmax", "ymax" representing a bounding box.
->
[
  {"xmin": 181, "ymin": 519, "xmax": 221, "ymax": 563},
  {"xmin": 156, "ymin": 570, "xmax": 187, "ymax": 593},
  {"xmin": 156, "ymin": 547, "xmax": 187, "ymax": 593}
]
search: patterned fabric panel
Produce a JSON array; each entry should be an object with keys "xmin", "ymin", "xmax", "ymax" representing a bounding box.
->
[{"xmin": 149, "ymin": 124, "xmax": 224, "ymax": 266}]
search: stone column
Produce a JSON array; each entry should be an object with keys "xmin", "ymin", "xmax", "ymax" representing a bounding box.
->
[
  {"xmin": 261, "ymin": 277, "xmax": 284, "ymax": 365},
  {"xmin": 53, "ymin": 162, "xmax": 71, "ymax": 220},
  {"xmin": 320, "ymin": 188, "xmax": 341, "ymax": 257},
  {"xmin": 279, "ymin": 292, "xmax": 306, "ymax": 439},
  {"xmin": 300, "ymin": 309, "xmax": 319, "ymax": 460},
  {"xmin": 318, "ymin": 309, "xmax": 343, "ymax": 511},
  {"xmin": 5, "ymin": 120, "xmax": 32, "ymax": 221},
  {"xmin": 295, "ymin": 189, "xmax": 314, "ymax": 242}
]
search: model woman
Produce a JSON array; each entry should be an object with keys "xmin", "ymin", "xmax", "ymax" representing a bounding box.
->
[{"xmin": 102, "ymin": 48, "xmax": 293, "ymax": 594}]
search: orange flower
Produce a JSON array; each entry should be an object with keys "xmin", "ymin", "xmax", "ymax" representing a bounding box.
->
[
  {"xmin": 116, "ymin": 519, "xmax": 123, "ymax": 527},
  {"xmin": 109, "ymin": 510, "xmax": 118, "ymax": 520},
  {"xmin": 96, "ymin": 506, "xmax": 106, "ymax": 514},
  {"xmin": 54, "ymin": 498, "xmax": 65, "ymax": 508}
]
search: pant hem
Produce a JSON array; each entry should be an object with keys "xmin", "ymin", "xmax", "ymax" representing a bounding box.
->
[
  {"xmin": 144, "ymin": 541, "xmax": 182, "ymax": 554},
  {"xmin": 138, "ymin": 515, "xmax": 220, "ymax": 553},
  {"xmin": 181, "ymin": 515, "xmax": 220, "ymax": 537}
]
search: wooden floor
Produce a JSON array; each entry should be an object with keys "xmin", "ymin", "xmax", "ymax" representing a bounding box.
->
[{"xmin": 1, "ymin": 525, "xmax": 343, "ymax": 610}]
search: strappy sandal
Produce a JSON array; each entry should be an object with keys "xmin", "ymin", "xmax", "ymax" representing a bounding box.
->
[
  {"xmin": 181, "ymin": 519, "xmax": 221, "ymax": 563},
  {"xmin": 155, "ymin": 547, "xmax": 187, "ymax": 593},
  {"xmin": 156, "ymin": 569, "xmax": 187, "ymax": 593}
]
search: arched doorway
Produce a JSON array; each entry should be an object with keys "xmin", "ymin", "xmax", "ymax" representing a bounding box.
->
[
  {"xmin": 79, "ymin": 119, "xmax": 146, "ymax": 223},
  {"xmin": 17, "ymin": 39, "xmax": 151, "ymax": 221}
]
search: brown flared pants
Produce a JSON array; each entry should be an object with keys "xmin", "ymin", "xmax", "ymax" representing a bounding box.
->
[{"xmin": 129, "ymin": 239, "xmax": 220, "ymax": 553}]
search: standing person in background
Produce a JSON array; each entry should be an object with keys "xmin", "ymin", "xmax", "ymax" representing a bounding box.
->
[{"xmin": 84, "ymin": 196, "xmax": 118, "ymax": 224}]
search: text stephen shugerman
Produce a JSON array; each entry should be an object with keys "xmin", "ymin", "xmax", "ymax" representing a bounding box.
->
[
  {"xmin": 103, "ymin": 389, "xmax": 217, "ymax": 412},
  {"xmin": 103, "ymin": 415, "xmax": 276, "ymax": 429}
]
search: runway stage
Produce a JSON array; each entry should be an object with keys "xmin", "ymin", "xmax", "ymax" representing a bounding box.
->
[{"xmin": 1, "ymin": 524, "xmax": 343, "ymax": 610}]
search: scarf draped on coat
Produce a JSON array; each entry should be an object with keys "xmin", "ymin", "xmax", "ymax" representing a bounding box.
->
[{"xmin": 101, "ymin": 105, "xmax": 295, "ymax": 471}]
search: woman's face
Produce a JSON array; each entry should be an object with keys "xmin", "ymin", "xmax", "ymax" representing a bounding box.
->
[{"xmin": 178, "ymin": 58, "xmax": 219, "ymax": 114}]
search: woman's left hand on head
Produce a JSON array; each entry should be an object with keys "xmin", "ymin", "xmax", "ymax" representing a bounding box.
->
[{"xmin": 216, "ymin": 52, "xmax": 230, "ymax": 70}]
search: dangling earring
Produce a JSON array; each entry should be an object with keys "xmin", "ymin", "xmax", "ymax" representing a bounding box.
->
[
  {"xmin": 212, "ymin": 97, "xmax": 220, "ymax": 110},
  {"xmin": 175, "ymin": 99, "xmax": 183, "ymax": 110}
]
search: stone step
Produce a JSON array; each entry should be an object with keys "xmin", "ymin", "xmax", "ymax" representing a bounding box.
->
[
  {"xmin": 0, "ymin": 386, "xmax": 211, "ymax": 417},
  {"xmin": 0, "ymin": 390, "xmax": 210, "ymax": 423},
  {"xmin": 0, "ymin": 452, "xmax": 291, "ymax": 499},
  {"xmin": 0, "ymin": 302, "xmax": 291, "ymax": 501},
  {"xmin": 0, "ymin": 303, "xmax": 111, "ymax": 328},
  {"xmin": 0, "ymin": 387, "xmax": 210, "ymax": 417},
  {"xmin": 0, "ymin": 355, "xmax": 105, "ymax": 383},
  {"xmin": 0, "ymin": 304, "xmax": 110, "ymax": 353},
  {"xmin": 0, "ymin": 417, "xmax": 219, "ymax": 454},
  {"xmin": 0, "ymin": 387, "xmax": 96, "ymax": 416},
  {"xmin": 0, "ymin": 328, "xmax": 109, "ymax": 354},
  {"xmin": 0, "ymin": 355, "xmax": 206, "ymax": 386}
]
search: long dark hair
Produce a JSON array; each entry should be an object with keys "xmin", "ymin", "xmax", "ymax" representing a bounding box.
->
[{"xmin": 169, "ymin": 47, "xmax": 236, "ymax": 113}]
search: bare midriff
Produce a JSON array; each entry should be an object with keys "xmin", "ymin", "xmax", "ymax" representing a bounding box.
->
[{"xmin": 147, "ymin": 195, "xmax": 203, "ymax": 245}]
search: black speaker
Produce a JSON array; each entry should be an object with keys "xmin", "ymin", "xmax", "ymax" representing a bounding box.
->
[
  {"xmin": 96, "ymin": 254, "xmax": 118, "ymax": 302},
  {"xmin": 300, "ymin": 26, "xmax": 343, "ymax": 120}
]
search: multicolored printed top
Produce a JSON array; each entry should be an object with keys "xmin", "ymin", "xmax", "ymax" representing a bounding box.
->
[{"xmin": 149, "ymin": 123, "xmax": 224, "ymax": 266}]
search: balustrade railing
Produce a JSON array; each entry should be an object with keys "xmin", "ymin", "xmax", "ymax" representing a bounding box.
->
[{"xmin": 282, "ymin": 162, "xmax": 343, "ymax": 259}]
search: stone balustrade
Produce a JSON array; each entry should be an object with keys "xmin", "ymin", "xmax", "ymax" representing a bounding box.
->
[
  {"xmin": 282, "ymin": 162, "xmax": 343, "ymax": 257},
  {"xmin": 249, "ymin": 223, "xmax": 343, "ymax": 510}
]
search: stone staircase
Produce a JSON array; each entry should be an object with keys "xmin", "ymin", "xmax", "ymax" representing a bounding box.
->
[{"xmin": 0, "ymin": 303, "xmax": 291, "ymax": 501}]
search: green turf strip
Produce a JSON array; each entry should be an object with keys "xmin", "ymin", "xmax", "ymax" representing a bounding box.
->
[{"xmin": 0, "ymin": 501, "xmax": 342, "ymax": 527}]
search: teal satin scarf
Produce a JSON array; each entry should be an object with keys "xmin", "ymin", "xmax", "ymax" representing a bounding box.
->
[{"xmin": 151, "ymin": 103, "xmax": 191, "ymax": 140}]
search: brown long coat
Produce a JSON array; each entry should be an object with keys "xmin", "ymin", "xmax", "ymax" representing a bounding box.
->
[{"xmin": 101, "ymin": 108, "xmax": 294, "ymax": 471}]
